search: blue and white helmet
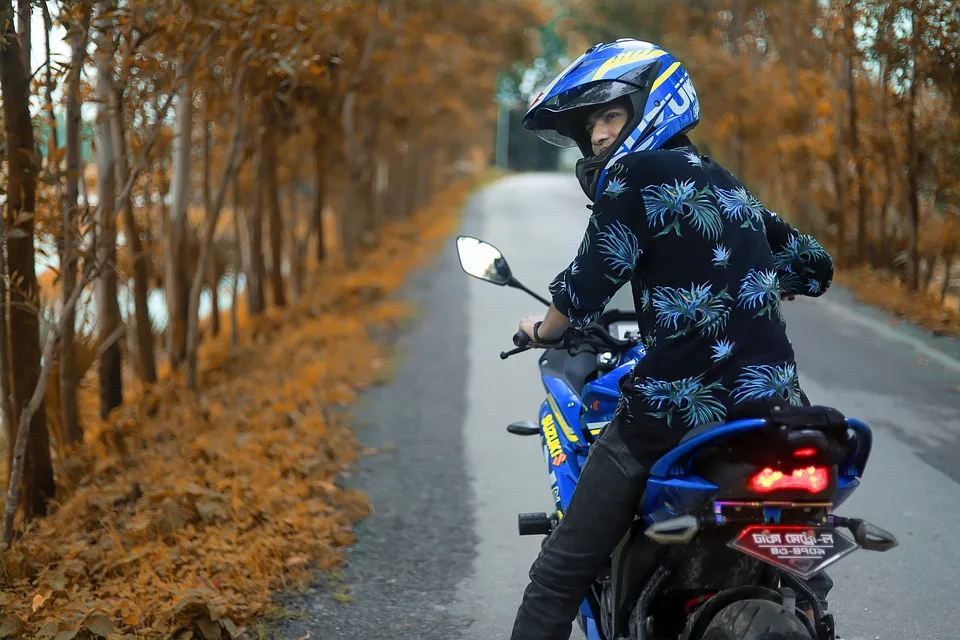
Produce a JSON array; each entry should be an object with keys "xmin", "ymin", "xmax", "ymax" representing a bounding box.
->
[{"xmin": 522, "ymin": 39, "xmax": 701, "ymax": 201}]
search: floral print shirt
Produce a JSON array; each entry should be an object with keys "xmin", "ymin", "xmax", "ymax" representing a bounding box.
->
[{"xmin": 549, "ymin": 137, "xmax": 834, "ymax": 459}]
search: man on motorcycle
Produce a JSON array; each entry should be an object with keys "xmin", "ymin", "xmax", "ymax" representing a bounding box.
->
[{"xmin": 511, "ymin": 40, "xmax": 835, "ymax": 639}]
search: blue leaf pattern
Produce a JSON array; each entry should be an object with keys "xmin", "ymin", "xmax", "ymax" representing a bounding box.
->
[
  {"xmin": 636, "ymin": 375, "xmax": 728, "ymax": 428},
  {"xmin": 738, "ymin": 269, "xmax": 782, "ymax": 322},
  {"xmin": 711, "ymin": 338, "xmax": 734, "ymax": 362},
  {"xmin": 597, "ymin": 221, "xmax": 640, "ymax": 278},
  {"xmin": 716, "ymin": 186, "xmax": 765, "ymax": 231},
  {"xmin": 732, "ymin": 363, "xmax": 803, "ymax": 406},
  {"xmin": 642, "ymin": 179, "xmax": 724, "ymax": 241},
  {"xmin": 683, "ymin": 150, "xmax": 703, "ymax": 167},
  {"xmin": 712, "ymin": 244, "xmax": 730, "ymax": 268}
]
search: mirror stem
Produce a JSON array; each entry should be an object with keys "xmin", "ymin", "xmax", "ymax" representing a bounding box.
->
[{"xmin": 508, "ymin": 277, "xmax": 552, "ymax": 307}]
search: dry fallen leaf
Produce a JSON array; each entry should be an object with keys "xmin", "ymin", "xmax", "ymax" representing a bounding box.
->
[
  {"xmin": 31, "ymin": 593, "xmax": 47, "ymax": 613},
  {"xmin": 84, "ymin": 614, "xmax": 116, "ymax": 638},
  {"xmin": 296, "ymin": 631, "xmax": 311, "ymax": 640}
]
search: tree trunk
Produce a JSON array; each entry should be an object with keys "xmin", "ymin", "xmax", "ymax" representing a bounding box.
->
[
  {"xmin": 286, "ymin": 163, "xmax": 304, "ymax": 300},
  {"xmin": 110, "ymin": 85, "xmax": 156, "ymax": 385},
  {"xmin": 0, "ymin": 219, "xmax": 14, "ymax": 452},
  {"xmin": 878, "ymin": 61, "xmax": 894, "ymax": 269},
  {"xmin": 0, "ymin": 0, "xmax": 55, "ymax": 518},
  {"xmin": 185, "ymin": 70, "xmax": 247, "ymax": 391},
  {"xmin": 905, "ymin": 11, "xmax": 921, "ymax": 291},
  {"xmin": 247, "ymin": 127, "xmax": 267, "ymax": 315},
  {"xmin": 230, "ymin": 177, "xmax": 241, "ymax": 353},
  {"xmin": 17, "ymin": 0, "xmax": 29, "ymax": 74},
  {"xmin": 844, "ymin": 3, "xmax": 868, "ymax": 267},
  {"xmin": 59, "ymin": 4, "xmax": 91, "ymax": 445},
  {"xmin": 202, "ymin": 119, "xmax": 221, "ymax": 337},
  {"xmin": 263, "ymin": 124, "xmax": 286, "ymax": 307},
  {"xmin": 167, "ymin": 79, "xmax": 194, "ymax": 368},
  {"xmin": 311, "ymin": 119, "xmax": 328, "ymax": 265},
  {"xmin": 94, "ymin": 7, "xmax": 123, "ymax": 418},
  {"xmin": 941, "ymin": 254, "xmax": 955, "ymax": 304},
  {"xmin": 41, "ymin": 1, "xmax": 58, "ymax": 167}
]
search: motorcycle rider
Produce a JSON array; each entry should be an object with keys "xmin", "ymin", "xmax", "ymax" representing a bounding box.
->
[{"xmin": 512, "ymin": 40, "xmax": 835, "ymax": 639}]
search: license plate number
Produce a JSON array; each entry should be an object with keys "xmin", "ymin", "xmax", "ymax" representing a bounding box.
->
[{"xmin": 728, "ymin": 524, "xmax": 858, "ymax": 579}]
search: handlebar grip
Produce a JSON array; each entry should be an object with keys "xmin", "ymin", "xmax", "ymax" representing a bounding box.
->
[{"xmin": 513, "ymin": 331, "xmax": 530, "ymax": 348}]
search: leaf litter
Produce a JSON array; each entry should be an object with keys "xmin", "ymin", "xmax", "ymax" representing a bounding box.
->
[{"xmin": 0, "ymin": 180, "xmax": 472, "ymax": 639}]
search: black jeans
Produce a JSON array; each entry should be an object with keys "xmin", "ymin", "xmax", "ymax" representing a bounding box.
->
[{"xmin": 509, "ymin": 414, "xmax": 833, "ymax": 640}]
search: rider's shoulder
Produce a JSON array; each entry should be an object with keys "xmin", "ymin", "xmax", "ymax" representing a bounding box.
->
[{"xmin": 612, "ymin": 147, "xmax": 703, "ymax": 186}]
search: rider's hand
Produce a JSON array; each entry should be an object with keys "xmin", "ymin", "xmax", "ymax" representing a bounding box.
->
[{"xmin": 519, "ymin": 313, "xmax": 545, "ymax": 340}]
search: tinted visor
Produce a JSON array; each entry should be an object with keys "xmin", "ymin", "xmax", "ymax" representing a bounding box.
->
[
  {"xmin": 531, "ymin": 80, "xmax": 640, "ymax": 148},
  {"xmin": 528, "ymin": 60, "xmax": 659, "ymax": 149}
]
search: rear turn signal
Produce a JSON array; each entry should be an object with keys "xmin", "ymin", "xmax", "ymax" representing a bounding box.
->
[{"xmin": 748, "ymin": 466, "xmax": 829, "ymax": 494}]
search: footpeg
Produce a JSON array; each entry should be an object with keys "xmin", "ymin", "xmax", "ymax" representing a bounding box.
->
[{"xmin": 518, "ymin": 512, "xmax": 558, "ymax": 536}]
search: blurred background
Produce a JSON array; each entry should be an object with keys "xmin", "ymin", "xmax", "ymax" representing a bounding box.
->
[
  {"xmin": 0, "ymin": 0, "xmax": 958, "ymax": 635},
  {"xmin": 3, "ymin": 0, "xmax": 958, "ymax": 442}
]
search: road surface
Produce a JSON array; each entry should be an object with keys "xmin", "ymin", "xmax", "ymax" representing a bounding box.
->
[{"xmin": 273, "ymin": 173, "xmax": 960, "ymax": 640}]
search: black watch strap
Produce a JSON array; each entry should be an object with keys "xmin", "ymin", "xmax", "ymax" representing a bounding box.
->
[{"xmin": 533, "ymin": 321, "xmax": 545, "ymax": 342}]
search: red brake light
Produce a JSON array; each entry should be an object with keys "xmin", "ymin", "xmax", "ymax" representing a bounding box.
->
[
  {"xmin": 793, "ymin": 447, "xmax": 817, "ymax": 458},
  {"xmin": 748, "ymin": 466, "xmax": 829, "ymax": 494}
]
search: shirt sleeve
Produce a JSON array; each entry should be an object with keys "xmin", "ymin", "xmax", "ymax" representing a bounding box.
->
[
  {"xmin": 549, "ymin": 162, "xmax": 647, "ymax": 326},
  {"xmin": 763, "ymin": 210, "xmax": 834, "ymax": 297}
]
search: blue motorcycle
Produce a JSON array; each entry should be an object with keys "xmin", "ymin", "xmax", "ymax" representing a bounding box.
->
[{"xmin": 456, "ymin": 235, "xmax": 898, "ymax": 640}]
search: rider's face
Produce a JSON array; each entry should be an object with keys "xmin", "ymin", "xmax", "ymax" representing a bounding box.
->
[{"xmin": 585, "ymin": 103, "xmax": 629, "ymax": 156}]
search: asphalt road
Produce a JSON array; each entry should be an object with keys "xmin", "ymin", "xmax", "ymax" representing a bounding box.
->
[{"xmin": 272, "ymin": 173, "xmax": 960, "ymax": 640}]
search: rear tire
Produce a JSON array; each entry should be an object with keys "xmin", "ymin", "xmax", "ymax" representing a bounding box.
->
[{"xmin": 701, "ymin": 599, "xmax": 812, "ymax": 640}]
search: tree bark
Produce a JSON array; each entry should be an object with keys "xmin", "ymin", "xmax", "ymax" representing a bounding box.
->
[
  {"xmin": 941, "ymin": 254, "xmax": 955, "ymax": 304},
  {"xmin": 110, "ymin": 86, "xmax": 157, "ymax": 385},
  {"xmin": 311, "ymin": 117, "xmax": 328, "ymax": 265},
  {"xmin": 94, "ymin": 1, "xmax": 123, "ymax": 418},
  {"xmin": 247, "ymin": 125, "xmax": 267, "ymax": 315},
  {"xmin": 167, "ymin": 79, "xmax": 194, "ymax": 368},
  {"xmin": 60, "ymin": 3, "xmax": 92, "ymax": 445},
  {"xmin": 17, "ymin": 0, "xmax": 29, "ymax": 74},
  {"xmin": 0, "ymin": 218, "xmax": 14, "ymax": 454},
  {"xmin": 0, "ymin": 0, "xmax": 55, "ymax": 518},
  {"xmin": 202, "ymin": 119, "xmax": 220, "ymax": 336},
  {"xmin": 905, "ymin": 9, "xmax": 921, "ymax": 291},
  {"xmin": 845, "ymin": 3, "xmax": 868, "ymax": 267},
  {"xmin": 230, "ymin": 177, "xmax": 241, "ymax": 354},
  {"xmin": 263, "ymin": 120, "xmax": 286, "ymax": 307}
]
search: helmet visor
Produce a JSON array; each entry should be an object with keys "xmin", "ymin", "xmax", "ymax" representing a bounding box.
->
[{"xmin": 527, "ymin": 72, "xmax": 653, "ymax": 148}]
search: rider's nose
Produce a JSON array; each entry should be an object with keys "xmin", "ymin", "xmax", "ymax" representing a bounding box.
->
[{"xmin": 592, "ymin": 126, "xmax": 610, "ymax": 151}]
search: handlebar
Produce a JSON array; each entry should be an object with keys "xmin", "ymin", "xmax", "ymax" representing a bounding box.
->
[{"xmin": 500, "ymin": 323, "xmax": 638, "ymax": 360}]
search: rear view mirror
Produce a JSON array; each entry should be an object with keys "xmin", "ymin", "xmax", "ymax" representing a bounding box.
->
[{"xmin": 456, "ymin": 235, "xmax": 512, "ymax": 286}]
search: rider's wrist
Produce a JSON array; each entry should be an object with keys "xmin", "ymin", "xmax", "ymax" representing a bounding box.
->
[{"xmin": 533, "ymin": 321, "xmax": 547, "ymax": 342}]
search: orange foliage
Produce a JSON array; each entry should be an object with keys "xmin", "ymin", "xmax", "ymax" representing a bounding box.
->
[
  {"xmin": 0, "ymin": 178, "xmax": 473, "ymax": 638},
  {"xmin": 837, "ymin": 268, "xmax": 960, "ymax": 338}
]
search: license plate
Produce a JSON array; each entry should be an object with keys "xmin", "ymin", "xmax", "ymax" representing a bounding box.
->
[{"xmin": 728, "ymin": 525, "xmax": 859, "ymax": 579}]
